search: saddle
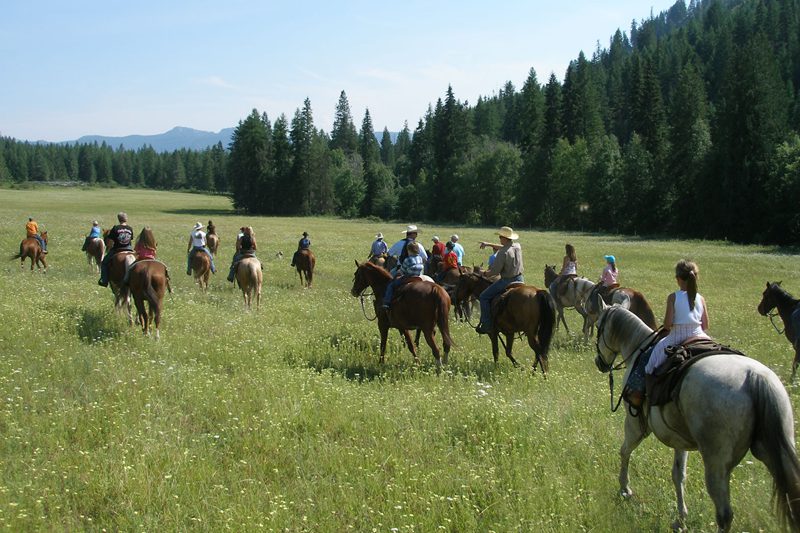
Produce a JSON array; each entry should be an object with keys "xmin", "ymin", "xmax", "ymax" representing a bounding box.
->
[
  {"xmin": 645, "ymin": 338, "xmax": 746, "ymax": 407},
  {"xmin": 489, "ymin": 282, "xmax": 526, "ymax": 320},
  {"xmin": 389, "ymin": 275, "xmax": 436, "ymax": 305}
]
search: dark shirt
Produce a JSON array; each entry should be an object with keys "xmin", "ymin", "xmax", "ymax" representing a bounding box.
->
[
  {"xmin": 240, "ymin": 233, "xmax": 255, "ymax": 252},
  {"xmin": 107, "ymin": 224, "xmax": 134, "ymax": 251},
  {"xmin": 298, "ymin": 238, "xmax": 310, "ymax": 249}
]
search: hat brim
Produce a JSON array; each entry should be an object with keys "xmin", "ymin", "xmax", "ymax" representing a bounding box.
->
[{"xmin": 498, "ymin": 231, "xmax": 519, "ymax": 240}]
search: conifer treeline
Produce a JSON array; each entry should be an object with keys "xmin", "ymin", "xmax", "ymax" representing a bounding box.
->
[{"xmin": 3, "ymin": 0, "xmax": 799, "ymax": 244}]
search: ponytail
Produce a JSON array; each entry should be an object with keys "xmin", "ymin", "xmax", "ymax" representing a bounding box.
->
[{"xmin": 675, "ymin": 260, "xmax": 699, "ymax": 311}]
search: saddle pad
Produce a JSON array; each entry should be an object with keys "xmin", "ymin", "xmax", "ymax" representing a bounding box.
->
[
  {"xmin": 410, "ymin": 275, "xmax": 435, "ymax": 283},
  {"xmin": 506, "ymin": 281, "xmax": 525, "ymax": 289}
]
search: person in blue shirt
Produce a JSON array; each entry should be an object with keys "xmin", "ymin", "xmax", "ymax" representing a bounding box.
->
[
  {"xmin": 291, "ymin": 231, "xmax": 311, "ymax": 267},
  {"xmin": 450, "ymin": 234, "xmax": 465, "ymax": 266},
  {"xmin": 382, "ymin": 242, "xmax": 425, "ymax": 311},
  {"xmin": 81, "ymin": 220, "xmax": 102, "ymax": 251},
  {"xmin": 369, "ymin": 232, "xmax": 388, "ymax": 260}
]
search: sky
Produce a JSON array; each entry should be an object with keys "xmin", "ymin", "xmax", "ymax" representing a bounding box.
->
[{"xmin": 1, "ymin": 0, "xmax": 679, "ymax": 143}]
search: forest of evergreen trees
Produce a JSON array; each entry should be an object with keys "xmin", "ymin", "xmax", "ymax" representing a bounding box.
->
[{"xmin": 2, "ymin": 0, "xmax": 799, "ymax": 244}]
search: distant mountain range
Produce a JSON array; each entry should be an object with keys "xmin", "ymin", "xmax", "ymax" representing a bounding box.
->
[{"xmin": 54, "ymin": 126, "xmax": 398, "ymax": 152}]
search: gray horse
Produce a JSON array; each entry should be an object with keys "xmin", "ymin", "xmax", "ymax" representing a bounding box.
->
[
  {"xmin": 594, "ymin": 303, "xmax": 800, "ymax": 532},
  {"xmin": 544, "ymin": 264, "xmax": 595, "ymax": 335}
]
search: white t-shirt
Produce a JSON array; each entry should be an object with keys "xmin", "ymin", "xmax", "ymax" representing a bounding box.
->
[{"xmin": 191, "ymin": 230, "xmax": 207, "ymax": 248}]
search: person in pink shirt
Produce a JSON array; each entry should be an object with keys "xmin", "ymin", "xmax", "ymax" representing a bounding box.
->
[
  {"xmin": 123, "ymin": 227, "xmax": 160, "ymax": 287},
  {"xmin": 598, "ymin": 254, "xmax": 619, "ymax": 295}
]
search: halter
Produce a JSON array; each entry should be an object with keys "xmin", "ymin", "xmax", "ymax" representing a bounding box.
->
[{"xmin": 595, "ymin": 307, "xmax": 661, "ymax": 412}]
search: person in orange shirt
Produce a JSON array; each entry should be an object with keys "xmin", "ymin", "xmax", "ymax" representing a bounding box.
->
[{"xmin": 25, "ymin": 217, "xmax": 47, "ymax": 253}]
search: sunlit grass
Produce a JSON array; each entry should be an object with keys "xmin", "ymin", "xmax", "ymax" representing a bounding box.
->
[{"xmin": 0, "ymin": 186, "xmax": 797, "ymax": 531}]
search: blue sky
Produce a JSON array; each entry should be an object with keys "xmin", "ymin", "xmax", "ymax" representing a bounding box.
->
[{"xmin": 1, "ymin": 1, "xmax": 678, "ymax": 142}]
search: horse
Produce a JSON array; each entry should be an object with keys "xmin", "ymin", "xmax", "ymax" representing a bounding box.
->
[
  {"xmin": 236, "ymin": 256, "xmax": 262, "ymax": 310},
  {"xmin": 121, "ymin": 260, "xmax": 170, "ymax": 338},
  {"xmin": 438, "ymin": 266, "xmax": 474, "ymax": 322},
  {"xmin": 455, "ymin": 272, "xmax": 555, "ymax": 372},
  {"xmin": 13, "ymin": 231, "xmax": 48, "ymax": 272},
  {"xmin": 758, "ymin": 281, "xmax": 800, "ymax": 380},
  {"xmin": 544, "ymin": 264, "xmax": 595, "ymax": 334},
  {"xmin": 190, "ymin": 250, "xmax": 212, "ymax": 290},
  {"xmin": 85, "ymin": 237, "xmax": 105, "ymax": 273},
  {"xmin": 351, "ymin": 261, "xmax": 453, "ymax": 367},
  {"xmin": 107, "ymin": 251, "xmax": 135, "ymax": 323},
  {"xmin": 594, "ymin": 304, "xmax": 800, "ymax": 532},
  {"xmin": 584, "ymin": 284, "xmax": 658, "ymax": 337},
  {"xmin": 295, "ymin": 249, "xmax": 315, "ymax": 288},
  {"xmin": 207, "ymin": 233, "xmax": 219, "ymax": 256}
]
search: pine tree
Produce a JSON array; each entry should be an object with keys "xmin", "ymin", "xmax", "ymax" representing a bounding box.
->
[
  {"xmin": 289, "ymin": 98, "xmax": 316, "ymax": 215},
  {"xmin": 271, "ymin": 115, "xmax": 293, "ymax": 214},
  {"xmin": 228, "ymin": 109, "xmax": 271, "ymax": 213},
  {"xmin": 330, "ymin": 90, "xmax": 359, "ymax": 154},
  {"xmin": 380, "ymin": 128, "xmax": 395, "ymax": 168},
  {"xmin": 358, "ymin": 108, "xmax": 380, "ymax": 216}
]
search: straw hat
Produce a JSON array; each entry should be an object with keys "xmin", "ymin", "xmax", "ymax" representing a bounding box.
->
[
  {"xmin": 375, "ymin": 232, "xmax": 384, "ymax": 239},
  {"xmin": 192, "ymin": 222, "xmax": 203, "ymax": 231},
  {"xmin": 403, "ymin": 225, "xmax": 419, "ymax": 234},
  {"xmin": 497, "ymin": 226, "xmax": 519, "ymax": 240},
  {"xmin": 450, "ymin": 234, "xmax": 459, "ymax": 241}
]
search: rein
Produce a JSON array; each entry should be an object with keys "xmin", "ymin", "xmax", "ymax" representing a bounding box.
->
[
  {"xmin": 768, "ymin": 310, "xmax": 785, "ymax": 334},
  {"xmin": 359, "ymin": 289, "xmax": 378, "ymax": 321}
]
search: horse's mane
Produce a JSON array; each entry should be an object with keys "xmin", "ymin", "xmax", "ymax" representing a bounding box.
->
[
  {"xmin": 769, "ymin": 282, "xmax": 798, "ymax": 304},
  {"xmin": 362, "ymin": 261, "xmax": 392, "ymax": 279},
  {"xmin": 604, "ymin": 306, "xmax": 653, "ymax": 349}
]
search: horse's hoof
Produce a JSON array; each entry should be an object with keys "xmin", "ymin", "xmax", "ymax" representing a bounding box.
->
[
  {"xmin": 670, "ymin": 519, "xmax": 686, "ymax": 532},
  {"xmin": 620, "ymin": 488, "xmax": 633, "ymax": 499}
]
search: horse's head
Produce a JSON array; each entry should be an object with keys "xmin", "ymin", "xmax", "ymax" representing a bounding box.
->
[
  {"xmin": 544, "ymin": 264, "xmax": 557, "ymax": 285},
  {"xmin": 594, "ymin": 300, "xmax": 616, "ymax": 372},
  {"xmin": 41, "ymin": 231, "xmax": 48, "ymax": 244},
  {"xmin": 351, "ymin": 261, "xmax": 388, "ymax": 297},
  {"xmin": 757, "ymin": 281, "xmax": 783, "ymax": 316}
]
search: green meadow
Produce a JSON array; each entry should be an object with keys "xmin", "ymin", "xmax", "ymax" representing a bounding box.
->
[{"xmin": 1, "ymin": 186, "xmax": 799, "ymax": 532}]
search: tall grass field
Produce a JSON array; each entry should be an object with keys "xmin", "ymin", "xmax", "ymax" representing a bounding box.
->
[{"xmin": 1, "ymin": 187, "xmax": 799, "ymax": 531}]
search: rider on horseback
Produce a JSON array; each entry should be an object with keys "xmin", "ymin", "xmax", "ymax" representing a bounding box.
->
[
  {"xmin": 434, "ymin": 241, "xmax": 459, "ymax": 283},
  {"xmin": 186, "ymin": 222, "xmax": 216, "ymax": 276},
  {"xmin": 122, "ymin": 227, "xmax": 161, "ymax": 287},
  {"xmin": 228, "ymin": 227, "xmax": 257, "ymax": 282},
  {"xmin": 596, "ymin": 254, "xmax": 619, "ymax": 298},
  {"xmin": 388, "ymin": 225, "xmax": 428, "ymax": 276},
  {"xmin": 290, "ymin": 232, "xmax": 311, "ymax": 267},
  {"xmin": 368, "ymin": 232, "xmax": 388, "ymax": 261},
  {"xmin": 81, "ymin": 221, "xmax": 102, "ymax": 251},
  {"xmin": 382, "ymin": 242, "xmax": 425, "ymax": 311},
  {"xmin": 475, "ymin": 226, "xmax": 524, "ymax": 334},
  {"xmin": 549, "ymin": 243, "xmax": 578, "ymax": 299},
  {"xmin": 98, "ymin": 212, "xmax": 133, "ymax": 287},
  {"xmin": 26, "ymin": 217, "xmax": 47, "ymax": 254}
]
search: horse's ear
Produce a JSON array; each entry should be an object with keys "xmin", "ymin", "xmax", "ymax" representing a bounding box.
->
[
  {"xmin": 355, "ymin": 259, "xmax": 360, "ymax": 267},
  {"xmin": 598, "ymin": 298, "xmax": 609, "ymax": 312}
]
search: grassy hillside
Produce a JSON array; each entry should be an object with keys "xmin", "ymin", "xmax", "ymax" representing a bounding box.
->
[{"xmin": 0, "ymin": 187, "xmax": 798, "ymax": 531}]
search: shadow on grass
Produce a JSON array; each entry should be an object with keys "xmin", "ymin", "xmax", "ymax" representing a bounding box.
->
[
  {"xmin": 77, "ymin": 309, "xmax": 125, "ymax": 343},
  {"xmin": 163, "ymin": 208, "xmax": 237, "ymax": 216}
]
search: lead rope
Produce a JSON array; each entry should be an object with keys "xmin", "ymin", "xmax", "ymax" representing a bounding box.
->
[
  {"xmin": 768, "ymin": 310, "xmax": 785, "ymax": 334},
  {"xmin": 360, "ymin": 290, "xmax": 377, "ymax": 321}
]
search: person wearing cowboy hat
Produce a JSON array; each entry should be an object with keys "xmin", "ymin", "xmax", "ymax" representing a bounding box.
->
[
  {"xmin": 475, "ymin": 226, "xmax": 524, "ymax": 334},
  {"xmin": 291, "ymin": 231, "xmax": 311, "ymax": 267},
  {"xmin": 98, "ymin": 212, "xmax": 134, "ymax": 286},
  {"xmin": 450, "ymin": 234, "xmax": 465, "ymax": 266},
  {"xmin": 387, "ymin": 225, "xmax": 428, "ymax": 275},
  {"xmin": 368, "ymin": 232, "xmax": 388, "ymax": 260},
  {"xmin": 186, "ymin": 221, "xmax": 217, "ymax": 276}
]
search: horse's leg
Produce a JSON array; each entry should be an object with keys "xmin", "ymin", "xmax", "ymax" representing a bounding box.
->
[
  {"xmin": 504, "ymin": 334, "xmax": 518, "ymax": 366},
  {"xmin": 421, "ymin": 328, "xmax": 442, "ymax": 369},
  {"xmin": 153, "ymin": 299, "xmax": 161, "ymax": 340},
  {"xmin": 401, "ymin": 329, "xmax": 420, "ymax": 363},
  {"xmin": 526, "ymin": 331, "xmax": 545, "ymax": 373},
  {"xmin": 414, "ymin": 329, "xmax": 422, "ymax": 349},
  {"xmin": 379, "ymin": 325, "xmax": 389, "ymax": 365},
  {"xmin": 697, "ymin": 455, "xmax": 734, "ymax": 533},
  {"xmin": 490, "ymin": 333, "xmax": 500, "ymax": 363},
  {"xmin": 619, "ymin": 412, "xmax": 649, "ymax": 499},
  {"xmin": 792, "ymin": 345, "xmax": 800, "ymax": 381},
  {"xmin": 671, "ymin": 450, "xmax": 689, "ymax": 531}
]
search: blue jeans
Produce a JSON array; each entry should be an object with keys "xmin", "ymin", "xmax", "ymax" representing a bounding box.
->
[
  {"xmin": 383, "ymin": 277, "xmax": 406, "ymax": 308},
  {"xmin": 479, "ymin": 274, "xmax": 524, "ymax": 327},
  {"xmin": 188, "ymin": 246, "xmax": 216, "ymax": 273},
  {"xmin": 34, "ymin": 234, "xmax": 46, "ymax": 252}
]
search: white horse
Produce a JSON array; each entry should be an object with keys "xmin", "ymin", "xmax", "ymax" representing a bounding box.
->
[
  {"xmin": 544, "ymin": 264, "xmax": 595, "ymax": 335},
  {"xmin": 594, "ymin": 303, "xmax": 800, "ymax": 532}
]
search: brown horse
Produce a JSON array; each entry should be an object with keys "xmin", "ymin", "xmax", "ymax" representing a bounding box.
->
[
  {"xmin": 456, "ymin": 272, "xmax": 555, "ymax": 372},
  {"xmin": 108, "ymin": 251, "xmax": 135, "ymax": 323},
  {"xmin": 13, "ymin": 231, "xmax": 48, "ymax": 272},
  {"xmin": 190, "ymin": 250, "xmax": 212, "ymax": 290},
  {"xmin": 758, "ymin": 281, "xmax": 800, "ymax": 380},
  {"xmin": 437, "ymin": 266, "xmax": 475, "ymax": 322},
  {"xmin": 236, "ymin": 257, "xmax": 262, "ymax": 309},
  {"xmin": 85, "ymin": 237, "xmax": 105, "ymax": 273},
  {"xmin": 207, "ymin": 233, "xmax": 219, "ymax": 256},
  {"xmin": 351, "ymin": 261, "xmax": 453, "ymax": 367},
  {"xmin": 295, "ymin": 249, "xmax": 315, "ymax": 288},
  {"xmin": 584, "ymin": 284, "xmax": 657, "ymax": 337},
  {"xmin": 122, "ymin": 260, "xmax": 171, "ymax": 338}
]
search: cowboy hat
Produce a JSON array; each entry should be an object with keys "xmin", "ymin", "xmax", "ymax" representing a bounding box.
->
[
  {"xmin": 604, "ymin": 255, "xmax": 616, "ymax": 263},
  {"xmin": 497, "ymin": 226, "xmax": 519, "ymax": 240},
  {"xmin": 375, "ymin": 232, "xmax": 384, "ymax": 239},
  {"xmin": 92, "ymin": 220, "xmax": 99, "ymax": 226},
  {"xmin": 302, "ymin": 231, "xmax": 308, "ymax": 236},
  {"xmin": 450, "ymin": 234, "xmax": 459, "ymax": 241},
  {"xmin": 402, "ymin": 225, "xmax": 419, "ymax": 234},
  {"xmin": 192, "ymin": 222, "xmax": 203, "ymax": 231},
  {"xmin": 432, "ymin": 236, "xmax": 440, "ymax": 242}
]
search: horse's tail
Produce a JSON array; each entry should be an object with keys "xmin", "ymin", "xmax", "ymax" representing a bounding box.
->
[
  {"xmin": 536, "ymin": 289, "xmax": 556, "ymax": 357},
  {"xmin": 748, "ymin": 371, "xmax": 800, "ymax": 530},
  {"xmin": 436, "ymin": 286, "xmax": 454, "ymax": 348}
]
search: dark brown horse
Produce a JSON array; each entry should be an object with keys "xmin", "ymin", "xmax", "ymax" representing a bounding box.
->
[
  {"xmin": 351, "ymin": 261, "xmax": 453, "ymax": 367},
  {"xmin": 456, "ymin": 272, "xmax": 555, "ymax": 372},
  {"xmin": 758, "ymin": 281, "xmax": 800, "ymax": 380},
  {"xmin": 190, "ymin": 250, "xmax": 211, "ymax": 290},
  {"xmin": 207, "ymin": 233, "xmax": 219, "ymax": 256},
  {"xmin": 236, "ymin": 257, "xmax": 262, "ymax": 310},
  {"xmin": 13, "ymin": 231, "xmax": 48, "ymax": 272},
  {"xmin": 85, "ymin": 237, "xmax": 105, "ymax": 273},
  {"xmin": 108, "ymin": 251, "xmax": 135, "ymax": 323},
  {"xmin": 122, "ymin": 260, "xmax": 171, "ymax": 338},
  {"xmin": 295, "ymin": 249, "xmax": 315, "ymax": 288},
  {"xmin": 584, "ymin": 284, "xmax": 657, "ymax": 337}
]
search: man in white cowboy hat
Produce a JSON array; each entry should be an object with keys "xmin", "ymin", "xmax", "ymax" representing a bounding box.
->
[
  {"xmin": 450, "ymin": 234, "xmax": 465, "ymax": 266},
  {"xmin": 475, "ymin": 226, "xmax": 524, "ymax": 334},
  {"xmin": 186, "ymin": 221, "xmax": 217, "ymax": 276},
  {"xmin": 388, "ymin": 225, "xmax": 428, "ymax": 275},
  {"xmin": 369, "ymin": 232, "xmax": 388, "ymax": 260}
]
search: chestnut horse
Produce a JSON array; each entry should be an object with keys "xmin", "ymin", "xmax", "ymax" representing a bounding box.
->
[
  {"xmin": 456, "ymin": 272, "xmax": 555, "ymax": 372},
  {"xmin": 351, "ymin": 261, "xmax": 452, "ymax": 367},
  {"xmin": 207, "ymin": 233, "xmax": 219, "ymax": 256},
  {"xmin": 108, "ymin": 251, "xmax": 135, "ymax": 323},
  {"xmin": 236, "ymin": 257, "xmax": 262, "ymax": 310},
  {"xmin": 122, "ymin": 260, "xmax": 171, "ymax": 338},
  {"xmin": 85, "ymin": 237, "xmax": 105, "ymax": 273},
  {"xmin": 13, "ymin": 231, "xmax": 48, "ymax": 272},
  {"xmin": 190, "ymin": 250, "xmax": 211, "ymax": 290},
  {"xmin": 758, "ymin": 281, "xmax": 800, "ymax": 380},
  {"xmin": 584, "ymin": 284, "xmax": 657, "ymax": 337},
  {"xmin": 295, "ymin": 249, "xmax": 315, "ymax": 288}
]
